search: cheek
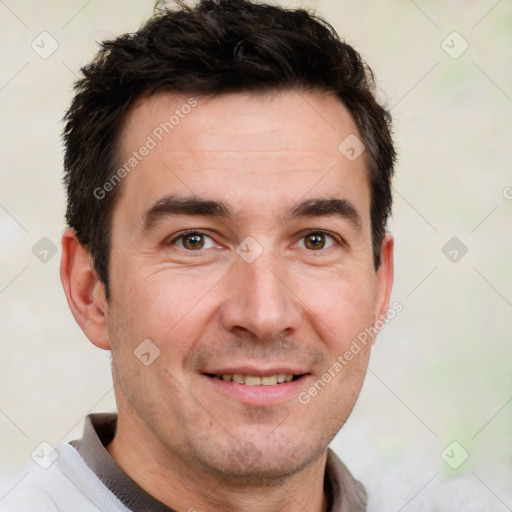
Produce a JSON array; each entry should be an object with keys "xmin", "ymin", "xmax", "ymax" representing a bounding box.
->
[
  {"xmin": 116, "ymin": 269, "xmax": 199, "ymax": 327},
  {"xmin": 111, "ymin": 270, "xmax": 221, "ymax": 368},
  {"xmin": 303, "ymin": 272, "xmax": 376, "ymax": 344}
]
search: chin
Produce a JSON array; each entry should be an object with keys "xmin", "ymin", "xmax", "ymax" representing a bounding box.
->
[{"xmin": 192, "ymin": 438, "xmax": 327, "ymax": 486}]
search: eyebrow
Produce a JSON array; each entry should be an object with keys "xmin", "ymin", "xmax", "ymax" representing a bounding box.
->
[
  {"xmin": 141, "ymin": 195, "xmax": 362, "ymax": 233},
  {"xmin": 141, "ymin": 195, "xmax": 234, "ymax": 232},
  {"xmin": 286, "ymin": 197, "xmax": 362, "ymax": 230}
]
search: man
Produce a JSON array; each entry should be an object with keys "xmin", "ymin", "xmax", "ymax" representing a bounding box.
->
[{"xmin": 2, "ymin": 0, "xmax": 395, "ymax": 510}]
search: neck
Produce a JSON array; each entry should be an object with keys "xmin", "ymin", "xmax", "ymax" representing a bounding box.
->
[{"xmin": 107, "ymin": 412, "xmax": 329, "ymax": 512}]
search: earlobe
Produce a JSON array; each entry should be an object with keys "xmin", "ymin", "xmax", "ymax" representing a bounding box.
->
[
  {"xmin": 60, "ymin": 227, "xmax": 111, "ymax": 350},
  {"xmin": 373, "ymin": 232, "xmax": 394, "ymax": 341}
]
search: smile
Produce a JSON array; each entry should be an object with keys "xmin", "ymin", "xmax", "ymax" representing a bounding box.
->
[
  {"xmin": 205, "ymin": 373, "xmax": 302, "ymax": 385},
  {"xmin": 200, "ymin": 370, "xmax": 310, "ymax": 406}
]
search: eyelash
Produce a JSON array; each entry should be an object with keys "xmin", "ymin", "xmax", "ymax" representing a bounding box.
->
[{"xmin": 168, "ymin": 229, "xmax": 343, "ymax": 251}]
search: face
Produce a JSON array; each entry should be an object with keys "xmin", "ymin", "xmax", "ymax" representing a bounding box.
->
[{"xmin": 103, "ymin": 90, "xmax": 392, "ymax": 482}]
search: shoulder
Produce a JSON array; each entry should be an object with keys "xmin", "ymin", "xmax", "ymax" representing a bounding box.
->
[
  {"xmin": 1, "ymin": 488, "xmax": 59, "ymax": 512},
  {"xmin": 1, "ymin": 444, "xmax": 128, "ymax": 512},
  {"xmin": 0, "ymin": 468, "xmax": 62, "ymax": 512}
]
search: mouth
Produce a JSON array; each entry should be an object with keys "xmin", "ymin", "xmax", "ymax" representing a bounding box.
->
[
  {"xmin": 199, "ymin": 366, "xmax": 311, "ymax": 405},
  {"xmin": 204, "ymin": 372, "xmax": 304, "ymax": 386}
]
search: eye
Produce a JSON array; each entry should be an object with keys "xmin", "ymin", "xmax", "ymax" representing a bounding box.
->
[
  {"xmin": 297, "ymin": 231, "xmax": 337, "ymax": 251},
  {"xmin": 171, "ymin": 231, "xmax": 216, "ymax": 251}
]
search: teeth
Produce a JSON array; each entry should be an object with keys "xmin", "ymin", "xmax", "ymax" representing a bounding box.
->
[
  {"xmin": 245, "ymin": 375, "xmax": 262, "ymax": 386},
  {"xmin": 215, "ymin": 373, "xmax": 296, "ymax": 385},
  {"xmin": 261, "ymin": 375, "xmax": 278, "ymax": 386}
]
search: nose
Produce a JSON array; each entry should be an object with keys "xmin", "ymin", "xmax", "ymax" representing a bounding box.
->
[{"xmin": 220, "ymin": 248, "xmax": 303, "ymax": 341}]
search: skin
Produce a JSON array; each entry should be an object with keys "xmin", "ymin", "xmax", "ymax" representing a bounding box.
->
[{"xmin": 61, "ymin": 89, "xmax": 393, "ymax": 512}]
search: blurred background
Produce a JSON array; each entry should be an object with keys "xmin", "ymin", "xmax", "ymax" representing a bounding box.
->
[{"xmin": 0, "ymin": 1, "xmax": 511, "ymax": 509}]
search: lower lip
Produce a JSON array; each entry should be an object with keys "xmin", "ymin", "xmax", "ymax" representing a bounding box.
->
[{"xmin": 202, "ymin": 374, "xmax": 310, "ymax": 406}]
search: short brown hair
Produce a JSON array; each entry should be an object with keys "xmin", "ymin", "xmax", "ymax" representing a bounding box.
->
[{"xmin": 63, "ymin": 0, "xmax": 396, "ymax": 297}]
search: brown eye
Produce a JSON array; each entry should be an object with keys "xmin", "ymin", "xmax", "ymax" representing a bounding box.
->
[
  {"xmin": 298, "ymin": 231, "xmax": 337, "ymax": 251},
  {"xmin": 305, "ymin": 233, "xmax": 326, "ymax": 250},
  {"xmin": 172, "ymin": 232, "xmax": 216, "ymax": 251},
  {"xmin": 182, "ymin": 233, "xmax": 205, "ymax": 250}
]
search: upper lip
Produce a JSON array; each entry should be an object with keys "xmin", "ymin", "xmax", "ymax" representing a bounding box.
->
[{"xmin": 202, "ymin": 366, "xmax": 309, "ymax": 377}]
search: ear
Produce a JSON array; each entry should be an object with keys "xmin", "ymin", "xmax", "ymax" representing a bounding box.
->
[
  {"xmin": 60, "ymin": 227, "xmax": 111, "ymax": 350},
  {"xmin": 372, "ymin": 232, "xmax": 394, "ymax": 340}
]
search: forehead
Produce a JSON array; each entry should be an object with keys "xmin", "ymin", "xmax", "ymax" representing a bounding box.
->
[
  {"xmin": 113, "ymin": 89, "xmax": 370, "ymax": 228},
  {"xmin": 121, "ymin": 89, "xmax": 361, "ymax": 158}
]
